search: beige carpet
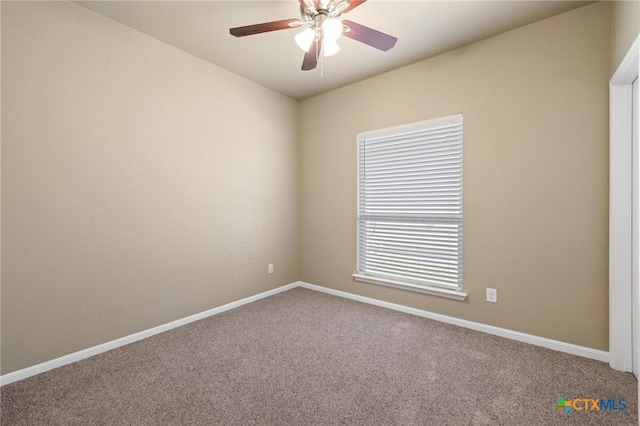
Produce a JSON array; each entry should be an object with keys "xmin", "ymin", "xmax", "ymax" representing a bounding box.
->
[{"xmin": 1, "ymin": 287, "xmax": 637, "ymax": 425}]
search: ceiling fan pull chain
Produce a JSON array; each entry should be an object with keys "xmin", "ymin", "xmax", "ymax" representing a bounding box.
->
[{"xmin": 317, "ymin": 38, "xmax": 324, "ymax": 78}]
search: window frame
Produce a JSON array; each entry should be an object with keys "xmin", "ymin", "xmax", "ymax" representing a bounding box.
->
[{"xmin": 353, "ymin": 114, "xmax": 467, "ymax": 301}]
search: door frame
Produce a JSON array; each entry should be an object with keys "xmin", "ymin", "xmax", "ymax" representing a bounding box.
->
[{"xmin": 609, "ymin": 34, "xmax": 639, "ymax": 372}]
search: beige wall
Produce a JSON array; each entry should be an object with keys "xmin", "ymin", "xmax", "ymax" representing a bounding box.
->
[
  {"xmin": 300, "ymin": 2, "xmax": 611, "ymax": 350},
  {"xmin": 610, "ymin": 0, "xmax": 640, "ymax": 74},
  {"xmin": 1, "ymin": 1, "xmax": 299, "ymax": 374},
  {"xmin": 0, "ymin": 0, "xmax": 618, "ymax": 376}
]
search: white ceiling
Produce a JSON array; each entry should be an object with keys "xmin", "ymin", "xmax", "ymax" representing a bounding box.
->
[{"xmin": 76, "ymin": 1, "xmax": 593, "ymax": 100}]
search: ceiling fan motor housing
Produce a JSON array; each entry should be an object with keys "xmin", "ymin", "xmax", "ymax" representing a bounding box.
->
[{"xmin": 300, "ymin": 1, "xmax": 345, "ymax": 24}]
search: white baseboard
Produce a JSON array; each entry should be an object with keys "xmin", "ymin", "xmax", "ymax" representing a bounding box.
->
[
  {"xmin": 298, "ymin": 282, "xmax": 609, "ymax": 363},
  {"xmin": 0, "ymin": 282, "xmax": 299, "ymax": 386},
  {"xmin": 1, "ymin": 280, "xmax": 609, "ymax": 386}
]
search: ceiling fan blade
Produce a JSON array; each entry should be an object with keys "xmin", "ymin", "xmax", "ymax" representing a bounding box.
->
[
  {"xmin": 302, "ymin": 41, "xmax": 319, "ymax": 71},
  {"xmin": 230, "ymin": 19, "xmax": 301, "ymax": 37},
  {"xmin": 341, "ymin": 0, "xmax": 367, "ymax": 14},
  {"xmin": 341, "ymin": 19, "xmax": 397, "ymax": 51}
]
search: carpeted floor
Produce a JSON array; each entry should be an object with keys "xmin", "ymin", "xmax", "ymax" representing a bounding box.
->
[{"xmin": 1, "ymin": 287, "xmax": 637, "ymax": 425}]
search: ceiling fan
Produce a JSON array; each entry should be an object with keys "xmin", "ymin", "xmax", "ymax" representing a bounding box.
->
[{"xmin": 229, "ymin": 0, "xmax": 397, "ymax": 71}]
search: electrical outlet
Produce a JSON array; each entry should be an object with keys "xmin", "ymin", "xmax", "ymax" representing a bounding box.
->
[
  {"xmin": 486, "ymin": 288, "xmax": 497, "ymax": 303},
  {"xmin": 268, "ymin": 263, "xmax": 274, "ymax": 274}
]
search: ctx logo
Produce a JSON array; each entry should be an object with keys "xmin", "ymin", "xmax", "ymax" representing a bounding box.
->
[{"xmin": 555, "ymin": 397, "xmax": 626, "ymax": 415}]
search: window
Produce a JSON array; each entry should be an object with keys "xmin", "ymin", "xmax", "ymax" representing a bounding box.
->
[{"xmin": 353, "ymin": 114, "xmax": 465, "ymax": 300}]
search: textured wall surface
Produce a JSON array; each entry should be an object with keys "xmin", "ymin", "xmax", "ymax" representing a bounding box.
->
[
  {"xmin": 1, "ymin": 1, "xmax": 299, "ymax": 374},
  {"xmin": 1, "ymin": 1, "xmax": 618, "ymax": 375},
  {"xmin": 299, "ymin": 3, "xmax": 611, "ymax": 351},
  {"xmin": 610, "ymin": 0, "xmax": 640, "ymax": 74}
]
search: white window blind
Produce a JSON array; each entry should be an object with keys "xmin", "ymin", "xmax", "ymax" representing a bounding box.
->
[{"xmin": 356, "ymin": 114, "xmax": 463, "ymax": 291}]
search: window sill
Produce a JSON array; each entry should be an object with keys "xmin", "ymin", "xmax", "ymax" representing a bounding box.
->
[{"xmin": 352, "ymin": 274, "xmax": 468, "ymax": 301}]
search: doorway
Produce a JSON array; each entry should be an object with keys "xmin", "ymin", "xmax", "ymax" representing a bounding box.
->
[
  {"xmin": 609, "ymin": 35, "xmax": 639, "ymax": 374},
  {"xmin": 633, "ymin": 75, "xmax": 638, "ymax": 378}
]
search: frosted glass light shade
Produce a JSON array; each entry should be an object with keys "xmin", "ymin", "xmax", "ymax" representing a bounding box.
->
[
  {"xmin": 323, "ymin": 39, "xmax": 340, "ymax": 57},
  {"xmin": 335, "ymin": 0, "xmax": 349, "ymax": 12},
  {"xmin": 295, "ymin": 28, "xmax": 316, "ymax": 52},
  {"xmin": 322, "ymin": 18, "xmax": 342, "ymax": 41}
]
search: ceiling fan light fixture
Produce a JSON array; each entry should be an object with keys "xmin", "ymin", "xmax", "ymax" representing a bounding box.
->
[
  {"xmin": 322, "ymin": 17, "xmax": 343, "ymax": 41},
  {"xmin": 295, "ymin": 27, "xmax": 316, "ymax": 52},
  {"xmin": 229, "ymin": 0, "xmax": 398, "ymax": 72},
  {"xmin": 323, "ymin": 38, "xmax": 340, "ymax": 57}
]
